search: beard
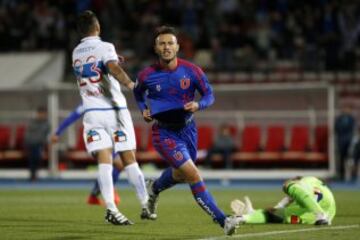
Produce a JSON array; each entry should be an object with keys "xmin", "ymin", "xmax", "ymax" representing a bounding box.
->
[{"xmin": 160, "ymin": 53, "xmax": 176, "ymax": 64}]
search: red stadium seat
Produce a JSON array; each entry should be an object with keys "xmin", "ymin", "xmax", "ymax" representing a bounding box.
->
[
  {"xmin": 134, "ymin": 125, "xmax": 144, "ymax": 150},
  {"xmin": 288, "ymin": 125, "xmax": 310, "ymax": 151},
  {"xmin": 258, "ymin": 125, "xmax": 285, "ymax": 161},
  {"xmin": 264, "ymin": 125, "xmax": 285, "ymax": 152},
  {"xmin": 282, "ymin": 125, "xmax": 310, "ymax": 161},
  {"xmin": 66, "ymin": 125, "xmax": 94, "ymax": 164},
  {"xmin": 0, "ymin": 125, "xmax": 11, "ymax": 150},
  {"xmin": 197, "ymin": 125, "xmax": 214, "ymax": 150},
  {"xmin": 75, "ymin": 126, "xmax": 86, "ymax": 151},
  {"xmin": 314, "ymin": 125, "xmax": 328, "ymax": 153},
  {"xmin": 240, "ymin": 125, "xmax": 261, "ymax": 152},
  {"xmin": 232, "ymin": 125, "xmax": 261, "ymax": 163},
  {"xmin": 14, "ymin": 124, "xmax": 26, "ymax": 150}
]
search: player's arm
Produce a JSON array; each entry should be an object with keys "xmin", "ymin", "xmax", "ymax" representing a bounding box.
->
[
  {"xmin": 107, "ymin": 61, "xmax": 134, "ymax": 90},
  {"xmin": 133, "ymin": 77, "xmax": 152, "ymax": 122},
  {"xmin": 273, "ymin": 196, "xmax": 293, "ymax": 209},
  {"xmin": 51, "ymin": 105, "xmax": 84, "ymax": 143},
  {"xmin": 185, "ymin": 67, "xmax": 214, "ymax": 113}
]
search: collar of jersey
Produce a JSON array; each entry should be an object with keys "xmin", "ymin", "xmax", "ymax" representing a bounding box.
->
[{"xmin": 81, "ymin": 36, "xmax": 100, "ymax": 42}]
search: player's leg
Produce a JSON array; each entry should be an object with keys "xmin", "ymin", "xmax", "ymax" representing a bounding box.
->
[
  {"xmin": 87, "ymin": 153, "xmax": 122, "ymax": 205},
  {"xmin": 119, "ymin": 150, "xmax": 153, "ymax": 216},
  {"xmin": 83, "ymin": 112, "xmax": 132, "ymax": 225},
  {"xmin": 284, "ymin": 180, "xmax": 328, "ymax": 225},
  {"xmin": 174, "ymin": 160, "xmax": 227, "ymax": 226},
  {"xmin": 113, "ymin": 109, "xmax": 154, "ymax": 219},
  {"xmin": 112, "ymin": 157, "xmax": 123, "ymax": 203}
]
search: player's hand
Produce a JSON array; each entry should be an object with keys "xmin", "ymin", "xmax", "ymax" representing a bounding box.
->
[
  {"xmin": 184, "ymin": 101, "xmax": 199, "ymax": 113},
  {"xmin": 117, "ymin": 54, "xmax": 125, "ymax": 63},
  {"xmin": 50, "ymin": 135, "xmax": 60, "ymax": 144},
  {"xmin": 143, "ymin": 109, "xmax": 153, "ymax": 123}
]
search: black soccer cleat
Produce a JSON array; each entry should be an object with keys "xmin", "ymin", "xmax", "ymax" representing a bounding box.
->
[
  {"xmin": 105, "ymin": 209, "xmax": 133, "ymax": 225},
  {"xmin": 146, "ymin": 179, "xmax": 159, "ymax": 219},
  {"xmin": 315, "ymin": 218, "xmax": 329, "ymax": 225},
  {"xmin": 140, "ymin": 207, "xmax": 157, "ymax": 220}
]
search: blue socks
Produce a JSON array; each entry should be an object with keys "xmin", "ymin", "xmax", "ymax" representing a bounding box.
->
[
  {"xmin": 91, "ymin": 168, "xmax": 120, "ymax": 196},
  {"xmin": 152, "ymin": 168, "xmax": 178, "ymax": 194},
  {"xmin": 190, "ymin": 181, "xmax": 226, "ymax": 227},
  {"xmin": 152, "ymin": 169, "xmax": 226, "ymax": 227}
]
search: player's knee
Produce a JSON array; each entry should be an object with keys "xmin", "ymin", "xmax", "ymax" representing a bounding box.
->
[{"xmin": 119, "ymin": 150, "xmax": 136, "ymax": 166}]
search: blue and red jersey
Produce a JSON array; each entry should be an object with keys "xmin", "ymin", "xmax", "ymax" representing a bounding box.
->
[{"xmin": 133, "ymin": 58, "xmax": 214, "ymax": 123}]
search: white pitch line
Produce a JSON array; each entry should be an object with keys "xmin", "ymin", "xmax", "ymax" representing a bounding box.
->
[{"xmin": 197, "ymin": 224, "xmax": 359, "ymax": 240}]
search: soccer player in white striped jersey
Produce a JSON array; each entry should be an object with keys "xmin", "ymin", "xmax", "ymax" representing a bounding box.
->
[{"xmin": 72, "ymin": 10, "xmax": 155, "ymax": 225}]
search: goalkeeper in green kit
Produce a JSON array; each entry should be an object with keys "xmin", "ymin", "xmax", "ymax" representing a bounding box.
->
[{"xmin": 231, "ymin": 176, "xmax": 336, "ymax": 226}]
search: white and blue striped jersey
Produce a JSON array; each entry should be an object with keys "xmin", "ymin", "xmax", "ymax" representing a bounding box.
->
[{"xmin": 72, "ymin": 36, "xmax": 127, "ymax": 110}]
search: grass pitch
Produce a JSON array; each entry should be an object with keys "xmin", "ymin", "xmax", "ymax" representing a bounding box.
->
[{"xmin": 0, "ymin": 187, "xmax": 359, "ymax": 240}]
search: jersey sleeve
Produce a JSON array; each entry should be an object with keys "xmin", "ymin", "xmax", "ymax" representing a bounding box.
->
[
  {"xmin": 102, "ymin": 43, "xmax": 119, "ymax": 65},
  {"xmin": 193, "ymin": 66, "xmax": 215, "ymax": 110}
]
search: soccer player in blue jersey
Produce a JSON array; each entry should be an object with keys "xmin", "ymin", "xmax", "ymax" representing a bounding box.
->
[
  {"xmin": 51, "ymin": 104, "xmax": 121, "ymax": 206},
  {"xmin": 133, "ymin": 26, "xmax": 239, "ymax": 235}
]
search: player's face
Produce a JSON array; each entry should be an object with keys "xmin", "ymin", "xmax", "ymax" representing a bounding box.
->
[{"xmin": 154, "ymin": 34, "xmax": 179, "ymax": 62}]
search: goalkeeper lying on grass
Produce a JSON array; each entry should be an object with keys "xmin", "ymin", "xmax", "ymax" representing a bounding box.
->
[{"xmin": 231, "ymin": 176, "xmax": 336, "ymax": 225}]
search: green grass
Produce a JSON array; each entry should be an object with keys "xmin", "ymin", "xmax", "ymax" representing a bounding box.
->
[{"xmin": 0, "ymin": 187, "xmax": 359, "ymax": 240}]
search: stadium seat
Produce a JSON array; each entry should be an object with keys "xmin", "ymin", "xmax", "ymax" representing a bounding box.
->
[
  {"xmin": 75, "ymin": 126, "xmax": 86, "ymax": 151},
  {"xmin": 288, "ymin": 125, "xmax": 310, "ymax": 151},
  {"xmin": 14, "ymin": 124, "xmax": 26, "ymax": 150},
  {"xmin": 282, "ymin": 125, "xmax": 310, "ymax": 161},
  {"xmin": 66, "ymin": 126, "xmax": 94, "ymax": 164},
  {"xmin": 239, "ymin": 125, "xmax": 261, "ymax": 152},
  {"xmin": 0, "ymin": 125, "xmax": 11, "ymax": 150},
  {"xmin": 197, "ymin": 125, "xmax": 214, "ymax": 150},
  {"xmin": 258, "ymin": 125, "xmax": 285, "ymax": 161},
  {"xmin": 264, "ymin": 125, "xmax": 285, "ymax": 152},
  {"xmin": 134, "ymin": 125, "xmax": 144, "ymax": 150},
  {"xmin": 136, "ymin": 126, "xmax": 161, "ymax": 164},
  {"xmin": 314, "ymin": 125, "xmax": 328, "ymax": 153},
  {"xmin": 232, "ymin": 125, "xmax": 261, "ymax": 163}
]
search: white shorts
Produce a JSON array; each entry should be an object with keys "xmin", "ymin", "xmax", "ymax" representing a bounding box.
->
[{"xmin": 82, "ymin": 109, "xmax": 136, "ymax": 154}]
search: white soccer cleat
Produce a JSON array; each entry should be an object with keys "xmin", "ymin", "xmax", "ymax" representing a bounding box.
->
[
  {"xmin": 224, "ymin": 215, "xmax": 241, "ymax": 236},
  {"xmin": 230, "ymin": 199, "xmax": 245, "ymax": 216},
  {"xmin": 243, "ymin": 196, "xmax": 255, "ymax": 214}
]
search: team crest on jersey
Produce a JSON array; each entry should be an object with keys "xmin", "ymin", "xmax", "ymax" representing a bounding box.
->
[
  {"xmin": 180, "ymin": 77, "xmax": 190, "ymax": 89},
  {"xmin": 156, "ymin": 84, "xmax": 161, "ymax": 92},
  {"xmin": 164, "ymin": 138, "xmax": 176, "ymax": 150},
  {"xmin": 87, "ymin": 130, "xmax": 101, "ymax": 143},
  {"xmin": 113, "ymin": 130, "xmax": 127, "ymax": 142},
  {"xmin": 173, "ymin": 151, "xmax": 183, "ymax": 161}
]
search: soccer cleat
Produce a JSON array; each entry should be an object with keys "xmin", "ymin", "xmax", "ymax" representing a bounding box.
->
[
  {"xmin": 224, "ymin": 215, "xmax": 241, "ymax": 236},
  {"xmin": 140, "ymin": 207, "xmax": 157, "ymax": 220},
  {"xmin": 87, "ymin": 195, "xmax": 103, "ymax": 205},
  {"xmin": 314, "ymin": 213, "xmax": 329, "ymax": 225},
  {"xmin": 146, "ymin": 179, "xmax": 159, "ymax": 219},
  {"xmin": 105, "ymin": 209, "xmax": 133, "ymax": 225}
]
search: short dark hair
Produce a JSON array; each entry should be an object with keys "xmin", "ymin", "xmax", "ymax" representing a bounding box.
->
[
  {"xmin": 154, "ymin": 25, "xmax": 178, "ymax": 41},
  {"xmin": 77, "ymin": 10, "xmax": 98, "ymax": 36}
]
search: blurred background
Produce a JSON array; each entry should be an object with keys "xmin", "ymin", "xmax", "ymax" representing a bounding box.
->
[{"xmin": 0, "ymin": 0, "xmax": 359, "ymax": 183}]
